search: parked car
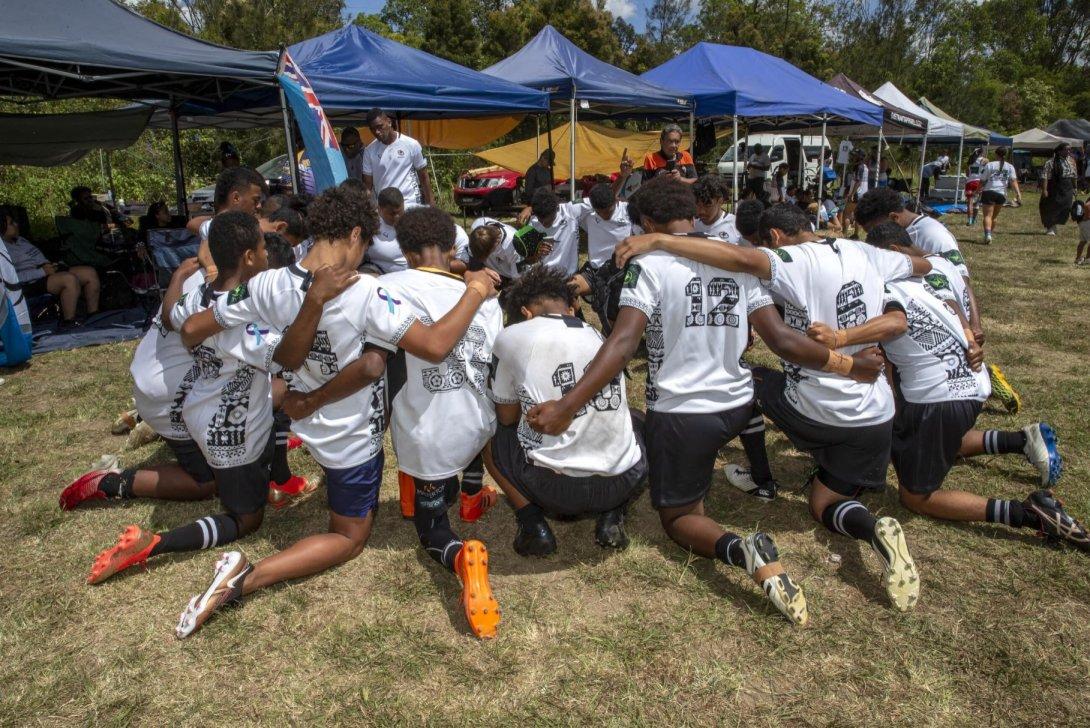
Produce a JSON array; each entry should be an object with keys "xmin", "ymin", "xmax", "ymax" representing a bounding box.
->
[
  {"xmin": 717, "ymin": 134, "xmax": 830, "ymax": 189},
  {"xmin": 187, "ymin": 154, "xmax": 293, "ymax": 212},
  {"xmin": 454, "ymin": 166, "xmax": 525, "ymax": 214}
]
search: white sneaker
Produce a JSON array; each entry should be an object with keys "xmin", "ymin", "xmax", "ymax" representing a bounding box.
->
[
  {"xmin": 1046, "ymin": 227, "xmax": 1057, "ymax": 236},
  {"xmin": 723, "ymin": 464, "xmax": 777, "ymax": 501},
  {"xmin": 871, "ymin": 517, "xmax": 919, "ymax": 612},
  {"xmin": 1022, "ymin": 422, "xmax": 1062, "ymax": 487},
  {"xmin": 175, "ymin": 551, "xmax": 251, "ymax": 639},
  {"xmin": 741, "ymin": 532, "xmax": 808, "ymax": 625}
]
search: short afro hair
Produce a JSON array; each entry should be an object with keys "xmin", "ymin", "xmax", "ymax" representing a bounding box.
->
[
  {"xmin": 377, "ymin": 186, "xmax": 404, "ymax": 210},
  {"xmin": 588, "ymin": 183, "xmax": 615, "ymax": 212},
  {"xmin": 306, "ymin": 185, "xmax": 379, "ymax": 242},
  {"xmin": 735, "ymin": 199, "xmax": 764, "ymax": 237},
  {"xmin": 854, "ymin": 187, "xmax": 904, "ymax": 227},
  {"xmin": 758, "ymin": 203, "xmax": 810, "ymax": 245},
  {"xmin": 625, "ymin": 193, "xmax": 643, "ymax": 228},
  {"xmin": 865, "ymin": 220, "xmax": 913, "ymax": 250},
  {"xmin": 208, "ymin": 211, "xmax": 262, "ymax": 273},
  {"xmin": 530, "ymin": 187, "xmax": 560, "ymax": 221},
  {"xmin": 692, "ymin": 174, "xmax": 727, "ymax": 205},
  {"xmin": 634, "ymin": 176, "xmax": 696, "ymax": 225},
  {"xmin": 263, "ymin": 232, "xmax": 296, "ymax": 269},
  {"xmin": 501, "ymin": 264, "xmax": 575, "ymax": 322},
  {"xmin": 213, "ymin": 166, "xmax": 267, "ymax": 208},
  {"xmin": 396, "ymin": 206, "xmax": 455, "ymax": 255},
  {"xmin": 265, "ymin": 202, "xmax": 308, "ymax": 242},
  {"xmin": 365, "ymin": 108, "xmax": 389, "ymax": 126},
  {"xmin": 340, "ymin": 177, "xmax": 366, "ymax": 193}
]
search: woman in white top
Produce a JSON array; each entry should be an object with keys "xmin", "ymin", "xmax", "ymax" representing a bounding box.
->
[{"xmin": 977, "ymin": 147, "xmax": 1022, "ymax": 244}]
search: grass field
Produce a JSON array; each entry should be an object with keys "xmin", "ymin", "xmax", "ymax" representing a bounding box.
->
[{"xmin": 2, "ymin": 195, "xmax": 1088, "ymax": 726}]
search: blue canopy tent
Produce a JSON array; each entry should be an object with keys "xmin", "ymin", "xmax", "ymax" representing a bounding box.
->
[
  {"xmin": 482, "ymin": 25, "xmax": 692, "ymax": 200},
  {"xmin": 641, "ymin": 43, "xmax": 885, "ymax": 203}
]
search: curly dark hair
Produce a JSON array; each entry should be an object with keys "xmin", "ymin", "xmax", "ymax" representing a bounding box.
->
[
  {"xmin": 757, "ymin": 203, "xmax": 810, "ymax": 244},
  {"xmin": 501, "ymin": 264, "xmax": 575, "ymax": 321},
  {"xmin": 530, "ymin": 186, "xmax": 560, "ymax": 221},
  {"xmin": 735, "ymin": 199, "xmax": 764, "ymax": 237},
  {"xmin": 377, "ymin": 186, "xmax": 404, "ymax": 210},
  {"xmin": 306, "ymin": 185, "xmax": 379, "ymax": 242},
  {"xmin": 396, "ymin": 206, "xmax": 455, "ymax": 255},
  {"xmin": 635, "ymin": 176, "xmax": 696, "ymax": 225},
  {"xmin": 854, "ymin": 187, "xmax": 904, "ymax": 227},
  {"xmin": 263, "ymin": 232, "xmax": 296, "ymax": 268},
  {"xmin": 865, "ymin": 220, "xmax": 912, "ymax": 250},
  {"xmin": 588, "ymin": 183, "xmax": 615, "ymax": 212},
  {"xmin": 692, "ymin": 174, "xmax": 727, "ymax": 205},
  {"xmin": 208, "ymin": 211, "xmax": 262, "ymax": 273}
]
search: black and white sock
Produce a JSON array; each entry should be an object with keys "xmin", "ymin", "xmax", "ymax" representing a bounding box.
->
[
  {"xmin": 739, "ymin": 409, "xmax": 773, "ymax": 486},
  {"xmin": 150, "ymin": 513, "xmax": 241, "ymax": 556},
  {"xmin": 270, "ymin": 411, "xmax": 292, "ymax": 486},
  {"xmin": 983, "ymin": 430, "xmax": 1027, "ymax": 455},
  {"xmin": 714, "ymin": 532, "xmax": 746, "ymax": 569},
  {"xmin": 461, "ymin": 454, "xmax": 484, "ymax": 496},
  {"xmin": 986, "ymin": 498, "xmax": 1039, "ymax": 530},
  {"xmin": 98, "ymin": 469, "xmax": 137, "ymax": 499},
  {"xmin": 821, "ymin": 500, "xmax": 879, "ymax": 544}
]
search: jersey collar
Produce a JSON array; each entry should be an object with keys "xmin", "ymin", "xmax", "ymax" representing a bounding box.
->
[{"xmin": 416, "ymin": 266, "xmax": 462, "ymax": 281}]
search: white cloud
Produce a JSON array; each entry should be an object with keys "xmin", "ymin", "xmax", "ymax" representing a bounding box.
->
[{"xmin": 604, "ymin": 0, "xmax": 637, "ymax": 20}]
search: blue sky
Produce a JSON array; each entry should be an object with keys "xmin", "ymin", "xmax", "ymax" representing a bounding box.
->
[{"xmin": 342, "ymin": 0, "xmax": 651, "ymax": 31}]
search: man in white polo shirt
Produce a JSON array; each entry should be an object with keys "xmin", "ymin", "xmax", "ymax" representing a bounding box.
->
[{"xmin": 361, "ymin": 108, "xmax": 433, "ymax": 206}]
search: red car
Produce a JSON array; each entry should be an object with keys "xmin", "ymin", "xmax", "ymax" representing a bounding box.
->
[{"xmin": 454, "ymin": 166, "xmax": 524, "ymax": 214}]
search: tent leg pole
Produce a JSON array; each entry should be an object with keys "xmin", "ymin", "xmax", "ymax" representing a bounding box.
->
[
  {"xmin": 688, "ymin": 111, "xmax": 695, "ymax": 155},
  {"xmin": 106, "ymin": 151, "xmax": 117, "ymax": 206},
  {"xmin": 169, "ymin": 109, "xmax": 188, "ymax": 217},
  {"xmin": 876, "ymin": 129, "xmax": 883, "ymax": 188},
  {"xmin": 817, "ymin": 116, "xmax": 827, "ymax": 210},
  {"xmin": 535, "ymin": 116, "xmax": 540, "ymax": 161},
  {"xmin": 731, "ymin": 116, "xmax": 739, "ymax": 210},
  {"xmin": 280, "ymin": 87, "xmax": 300, "ymax": 195},
  {"xmin": 569, "ymin": 97, "xmax": 577, "ymax": 203},
  {"xmin": 954, "ymin": 134, "xmax": 964, "ymax": 204},
  {"xmin": 916, "ymin": 135, "xmax": 928, "ymax": 210},
  {"xmin": 546, "ymin": 113, "xmax": 555, "ymax": 192}
]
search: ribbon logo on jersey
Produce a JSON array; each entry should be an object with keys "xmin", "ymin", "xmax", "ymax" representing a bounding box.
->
[
  {"xmin": 277, "ymin": 50, "xmax": 347, "ymax": 193},
  {"xmin": 377, "ymin": 287, "xmax": 401, "ymax": 314},
  {"xmin": 246, "ymin": 322, "xmax": 271, "ymax": 346}
]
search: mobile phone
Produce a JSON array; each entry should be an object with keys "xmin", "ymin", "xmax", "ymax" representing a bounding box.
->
[{"xmin": 666, "ymin": 159, "xmax": 677, "ymax": 172}]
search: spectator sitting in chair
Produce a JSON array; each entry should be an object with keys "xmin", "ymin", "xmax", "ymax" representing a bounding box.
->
[
  {"xmin": 2, "ymin": 208, "xmax": 99, "ymax": 328},
  {"xmin": 139, "ymin": 201, "xmax": 187, "ymax": 243},
  {"xmin": 69, "ymin": 186, "xmax": 125, "ymax": 227}
]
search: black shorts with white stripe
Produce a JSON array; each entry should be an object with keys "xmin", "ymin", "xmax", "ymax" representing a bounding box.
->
[{"xmin": 212, "ymin": 432, "xmax": 274, "ymax": 515}]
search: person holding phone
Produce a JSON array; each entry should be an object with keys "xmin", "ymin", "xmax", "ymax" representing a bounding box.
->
[{"xmin": 641, "ymin": 124, "xmax": 697, "ymax": 185}]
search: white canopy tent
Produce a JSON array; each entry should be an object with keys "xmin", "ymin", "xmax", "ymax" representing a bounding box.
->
[
  {"xmin": 1012, "ymin": 127, "xmax": 1084, "ymax": 152},
  {"xmin": 874, "ymin": 82, "xmax": 965, "ymax": 207}
]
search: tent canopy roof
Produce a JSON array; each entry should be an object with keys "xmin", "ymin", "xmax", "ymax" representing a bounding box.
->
[
  {"xmin": 918, "ymin": 97, "xmax": 1011, "ymax": 145},
  {"xmin": 481, "ymin": 25, "xmax": 691, "ymax": 114},
  {"xmin": 1045, "ymin": 119, "xmax": 1090, "ymax": 142},
  {"xmin": 1012, "ymin": 127, "xmax": 1084, "ymax": 151},
  {"xmin": 0, "ymin": 0, "xmax": 278, "ymax": 102},
  {"xmin": 0, "ymin": 107, "xmax": 152, "ymax": 166},
  {"xmin": 873, "ymin": 83, "xmax": 964, "ymax": 141},
  {"xmin": 639, "ymin": 44, "xmax": 883, "ymax": 127},
  {"xmin": 288, "ymin": 26, "xmax": 549, "ymax": 116},
  {"xmin": 826, "ymin": 73, "xmax": 927, "ymax": 136}
]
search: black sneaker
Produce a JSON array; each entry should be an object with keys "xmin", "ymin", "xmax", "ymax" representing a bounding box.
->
[
  {"xmin": 1024, "ymin": 490, "xmax": 1090, "ymax": 552},
  {"xmin": 594, "ymin": 507, "xmax": 629, "ymax": 550},
  {"xmin": 513, "ymin": 519, "xmax": 557, "ymax": 557}
]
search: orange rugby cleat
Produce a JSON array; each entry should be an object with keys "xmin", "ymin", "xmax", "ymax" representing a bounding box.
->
[
  {"xmin": 454, "ymin": 539, "xmax": 500, "ymax": 639},
  {"xmin": 459, "ymin": 487, "xmax": 498, "ymax": 523},
  {"xmin": 87, "ymin": 525, "xmax": 160, "ymax": 585}
]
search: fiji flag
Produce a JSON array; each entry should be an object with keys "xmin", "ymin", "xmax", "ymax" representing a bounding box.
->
[{"xmin": 277, "ymin": 51, "xmax": 347, "ymax": 193}]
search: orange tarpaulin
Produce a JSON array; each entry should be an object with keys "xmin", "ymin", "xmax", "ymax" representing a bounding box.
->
[
  {"xmin": 475, "ymin": 121, "xmax": 691, "ymax": 179},
  {"xmin": 355, "ymin": 116, "xmax": 524, "ymax": 150}
]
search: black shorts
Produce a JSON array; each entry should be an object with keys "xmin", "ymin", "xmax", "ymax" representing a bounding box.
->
[
  {"xmin": 212, "ymin": 432, "xmax": 274, "ymax": 515},
  {"xmin": 21, "ymin": 277, "xmax": 49, "ymax": 298},
  {"xmin": 164, "ymin": 437, "xmax": 215, "ymax": 484},
  {"xmin": 755, "ymin": 369, "xmax": 892, "ymax": 496},
  {"xmin": 892, "ymin": 398, "xmax": 982, "ymax": 494},
  {"xmin": 979, "ymin": 190, "xmax": 1006, "ymax": 206},
  {"xmin": 491, "ymin": 417, "xmax": 647, "ymax": 517},
  {"xmin": 644, "ymin": 403, "xmax": 754, "ymax": 508}
]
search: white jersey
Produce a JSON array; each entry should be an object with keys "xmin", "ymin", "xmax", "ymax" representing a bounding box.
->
[
  {"xmin": 367, "ymin": 217, "xmax": 408, "ymax": 274},
  {"xmin": 693, "ymin": 211, "xmax": 741, "ymax": 244},
  {"xmin": 376, "ymin": 268, "xmax": 502, "ymax": 479},
  {"xmin": 758, "ymin": 239, "xmax": 914, "ymax": 427},
  {"xmin": 131, "ymin": 270, "xmax": 205, "ymax": 440},
  {"xmin": 453, "ymin": 223, "xmax": 469, "ymax": 263},
  {"xmin": 924, "ymin": 254, "xmax": 971, "ymax": 319},
  {"xmin": 854, "ymin": 163, "xmax": 870, "ymax": 199},
  {"xmin": 981, "ymin": 161, "xmax": 1017, "ymax": 194},
  {"xmin": 905, "ymin": 215, "xmax": 968, "ymax": 278},
  {"xmin": 883, "ymin": 279, "xmax": 990, "ymax": 404},
  {"xmin": 171, "ymin": 282, "xmax": 280, "ymax": 469},
  {"xmin": 361, "ymin": 133, "xmax": 427, "ymax": 205},
  {"xmin": 469, "ymin": 217, "xmax": 522, "ymax": 279},
  {"xmin": 619, "ymin": 245, "xmax": 772, "ymax": 414},
  {"xmin": 491, "ymin": 314, "xmax": 642, "ymax": 478},
  {"xmin": 212, "ymin": 263, "xmax": 417, "ymax": 469},
  {"xmin": 531, "ymin": 201, "xmax": 582, "ymax": 276},
  {"xmin": 579, "ymin": 200, "xmax": 631, "ymax": 267}
]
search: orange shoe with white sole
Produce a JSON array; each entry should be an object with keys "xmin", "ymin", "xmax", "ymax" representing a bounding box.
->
[
  {"xmin": 267, "ymin": 476, "xmax": 314, "ymax": 509},
  {"xmin": 398, "ymin": 471, "xmax": 415, "ymax": 519},
  {"xmin": 87, "ymin": 525, "xmax": 160, "ymax": 585},
  {"xmin": 459, "ymin": 487, "xmax": 498, "ymax": 523},
  {"xmin": 454, "ymin": 539, "xmax": 500, "ymax": 639}
]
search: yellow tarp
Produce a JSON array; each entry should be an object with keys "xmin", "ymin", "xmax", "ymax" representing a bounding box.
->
[
  {"xmin": 355, "ymin": 116, "xmax": 524, "ymax": 150},
  {"xmin": 475, "ymin": 121, "xmax": 691, "ymax": 179}
]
